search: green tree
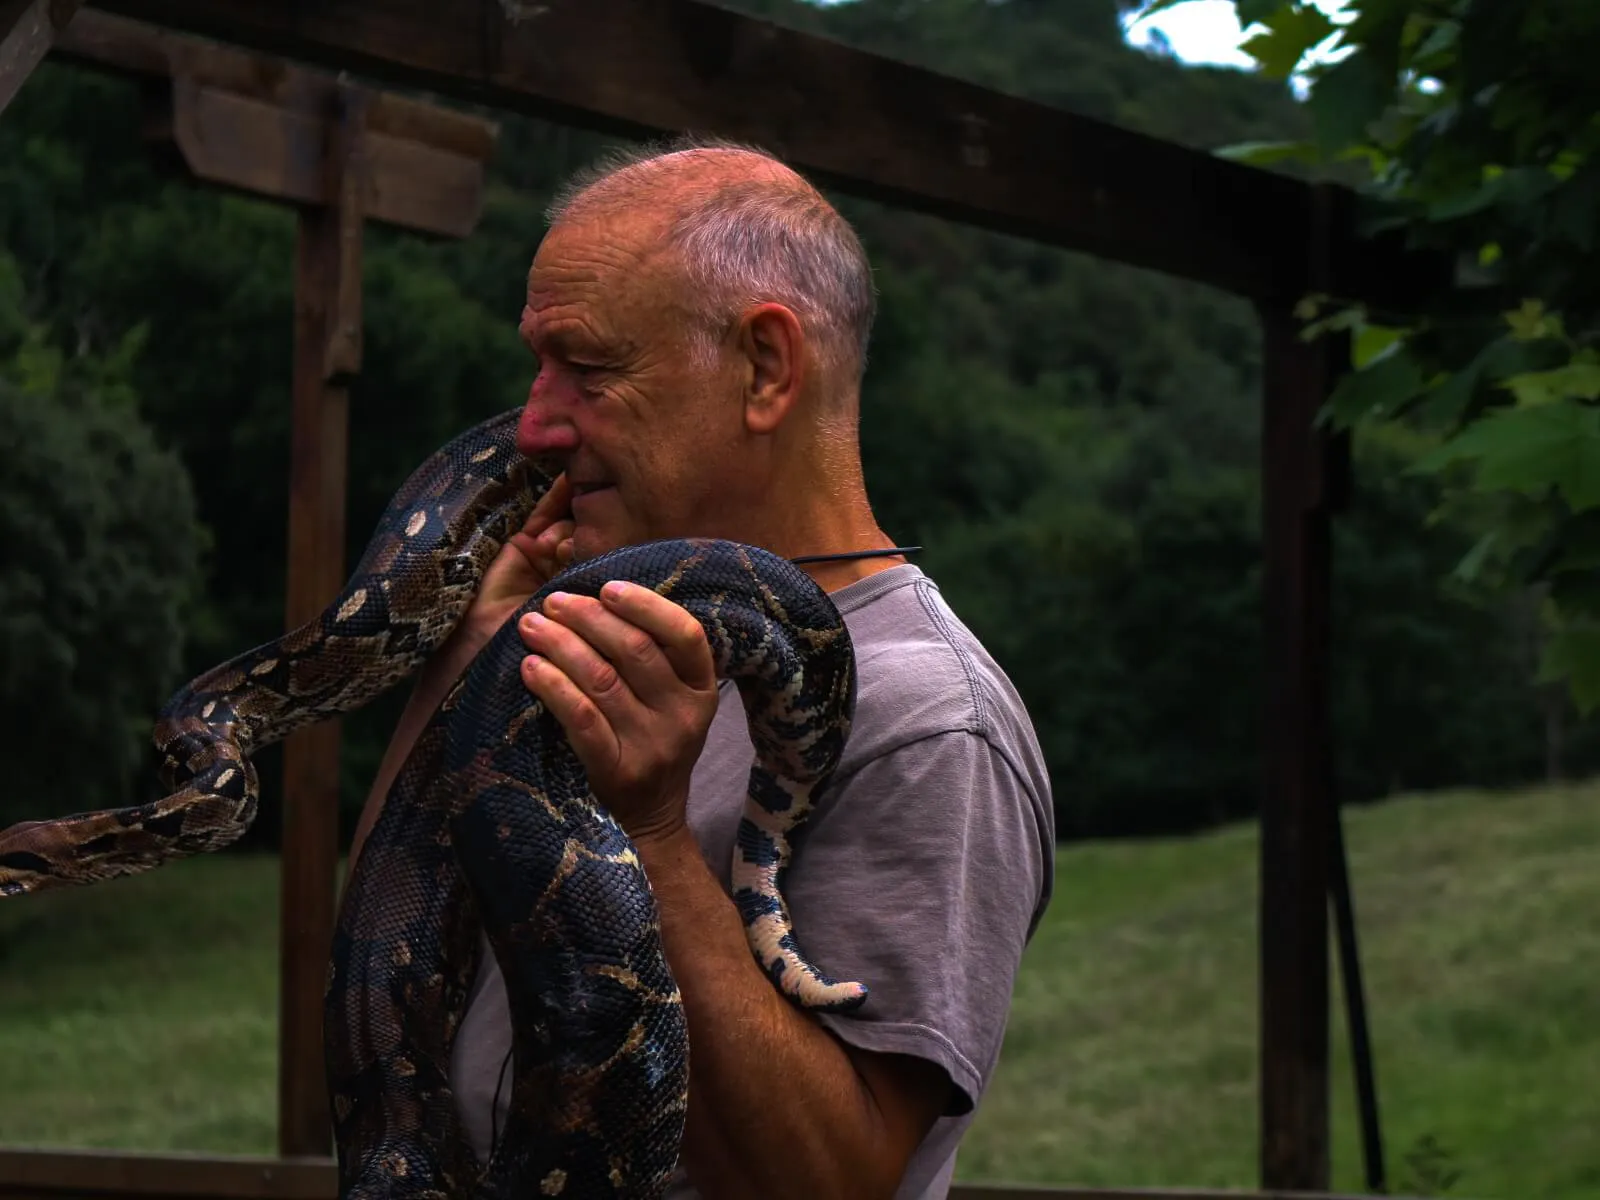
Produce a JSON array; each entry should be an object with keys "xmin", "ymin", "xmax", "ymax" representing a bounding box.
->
[
  {"xmin": 0, "ymin": 252, "xmax": 205, "ymax": 824},
  {"xmin": 4, "ymin": 1, "xmax": 1583, "ymax": 841},
  {"xmin": 1159, "ymin": 0, "xmax": 1600, "ymax": 716}
]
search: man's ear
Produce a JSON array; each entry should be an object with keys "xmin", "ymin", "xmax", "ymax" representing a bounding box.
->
[{"xmin": 738, "ymin": 303, "xmax": 806, "ymax": 435}]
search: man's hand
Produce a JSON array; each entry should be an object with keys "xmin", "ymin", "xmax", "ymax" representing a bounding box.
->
[
  {"xmin": 451, "ymin": 473, "xmax": 576, "ymax": 652},
  {"xmin": 516, "ymin": 581, "xmax": 721, "ymax": 841}
]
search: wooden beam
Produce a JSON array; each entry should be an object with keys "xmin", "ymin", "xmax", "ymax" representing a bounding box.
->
[
  {"xmin": 275, "ymin": 81, "xmax": 367, "ymax": 1160},
  {"xmin": 1255, "ymin": 185, "xmax": 1350, "ymax": 1192},
  {"xmin": 0, "ymin": 1150, "xmax": 333, "ymax": 1199},
  {"xmin": 0, "ymin": 0, "xmax": 81, "ymax": 113},
  {"xmin": 0, "ymin": 1149, "xmax": 1441, "ymax": 1200},
  {"xmin": 52, "ymin": 10, "xmax": 493, "ymax": 238},
  {"xmin": 86, "ymin": 0, "xmax": 1439, "ymax": 308}
]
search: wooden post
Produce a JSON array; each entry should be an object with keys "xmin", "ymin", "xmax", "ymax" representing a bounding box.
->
[
  {"xmin": 0, "ymin": 0, "xmax": 80, "ymax": 113},
  {"xmin": 1256, "ymin": 185, "xmax": 1351, "ymax": 1193},
  {"xmin": 32, "ymin": 13, "xmax": 496, "ymax": 1156},
  {"xmin": 276, "ymin": 83, "xmax": 367, "ymax": 1159}
]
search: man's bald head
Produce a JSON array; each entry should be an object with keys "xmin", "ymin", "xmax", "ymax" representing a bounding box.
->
[{"xmin": 545, "ymin": 137, "xmax": 878, "ymax": 389}]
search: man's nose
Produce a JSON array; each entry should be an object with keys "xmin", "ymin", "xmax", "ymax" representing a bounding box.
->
[{"xmin": 516, "ymin": 374, "xmax": 580, "ymax": 459}]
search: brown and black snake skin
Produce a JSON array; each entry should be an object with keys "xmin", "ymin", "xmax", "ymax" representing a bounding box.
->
[{"xmin": 0, "ymin": 406, "xmax": 869, "ymax": 1198}]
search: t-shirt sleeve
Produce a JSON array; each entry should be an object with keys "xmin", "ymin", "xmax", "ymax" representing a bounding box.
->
[{"xmin": 779, "ymin": 728, "xmax": 1052, "ymax": 1116}]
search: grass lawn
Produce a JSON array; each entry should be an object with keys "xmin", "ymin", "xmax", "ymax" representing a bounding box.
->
[{"xmin": 1, "ymin": 781, "xmax": 1596, "ymax": 1198}]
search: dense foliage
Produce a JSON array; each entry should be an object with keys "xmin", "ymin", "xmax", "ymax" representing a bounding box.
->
[
  {"xmin": 0, "ymin": 0, "xmax": 1591, "ymax": 840},
  {"xmin": 0, "ymin": 251, "xmax": 204, "ymax": 810},
  {"xmin": 1172, "ymin": 0, "xmax": 1600, "ymax": 713}
]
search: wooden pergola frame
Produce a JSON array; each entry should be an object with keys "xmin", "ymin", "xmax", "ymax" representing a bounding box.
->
[{"xmin": 0, "ymin": 2, "xmax": 1449, "ymax": 1198}]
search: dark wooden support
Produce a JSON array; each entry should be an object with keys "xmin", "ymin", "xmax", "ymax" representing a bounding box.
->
[
  {"xmin": 0, "ymin": 0, "xmax": 81, "ymax": 112},
  {"xmin": 1256, "ymin": 184, "xmax": 1351, "ymax": 1193},
  {"xmin": 23, "ymin": 11, "xmax": 494, "ymax": 1156},
  {"xmin": 0, "ymin": 1148, "xmax": 1434, "ymax": 1200},
  {"xmin": 90, "ymin": 0, "xmax": 1444, "ymax": 310},
  {"xmin": 277, "ymin": 82, "xmax": 367, "ymax": 1159},
  {"xmin": 53, "ymin": 10, "xmax": 493, "ymax": 238}
]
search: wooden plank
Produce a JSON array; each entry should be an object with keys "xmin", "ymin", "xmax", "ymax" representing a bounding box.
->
[
  {"xmin": 0, "ymin": 1150, "xmax": 1437, "ymax": 1200},
  {"xmin": 0, "ymin": 1150, "xmax": 334, "ymax": 1199},
  {"xmin": 87, "ymin": 0, "xmax": 1437, "ymax": 307},
  {"xmin": 159, "ymin": 79, "xmax": 485, "ymax": 239},
  {"xmin": 1254, "ymin": 184, "xmax": 1350, "ymax": 1192},
  {"xmin": 0, "ymin": 0, "xmax": 80, "ymax": 112},
  {"xmin": 54, "ymin": 10, "xmax": 496, "ymax": 157},
  {"xmin": 948, "ymin": 1188, "xmax": 1433, "ymax": 1200},
  {"xmin": 52, "ymin": 11, "xmax": 489, "ymax": 238},
  {"xmin": 275, "ymin": 83, "xmax": 366, "ymax": 1161}
]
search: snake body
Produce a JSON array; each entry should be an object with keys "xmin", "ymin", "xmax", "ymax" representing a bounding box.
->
[{"xmin": 0, "ymin": 407, "xmax": 868, "ymax": 1197}]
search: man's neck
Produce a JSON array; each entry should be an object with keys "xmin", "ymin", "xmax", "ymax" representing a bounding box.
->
[{"xmin": 767, "ymin": 497, "xmax": 906, "ymax": 594}]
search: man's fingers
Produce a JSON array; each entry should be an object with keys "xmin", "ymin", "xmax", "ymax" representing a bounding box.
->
[
  {"xmin": 528, "ymin": 472, "xmax": 574, "ymax": 527},
  {"xmin": 520, "ymin": 653, "xmax": 613, "ymax": 758},
  {"xmin": 598, "ymin": 582, "xmax": 718, "ymax": 692},
  {"xmin": 505, "ymin": 518, "xmax": 575, "ymax": 581},
  {"xmin": 522, "ymin": 594, "xmax": 680, "ymax": 713}
]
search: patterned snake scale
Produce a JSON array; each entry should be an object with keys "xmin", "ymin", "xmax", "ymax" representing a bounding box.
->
[{"xmin": 0, "ymin": 406, "xmax": 868, "ymax": 1198}]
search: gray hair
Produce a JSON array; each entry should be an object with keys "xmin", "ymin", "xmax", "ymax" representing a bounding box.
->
[{"xmin": 544, "ymin": 136, "xmax": 878, "ymax": 383}]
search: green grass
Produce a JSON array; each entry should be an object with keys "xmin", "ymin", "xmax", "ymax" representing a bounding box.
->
[{"xmin": 2, "ymin": 782, "xmax": 1597, "ymax": 1199}]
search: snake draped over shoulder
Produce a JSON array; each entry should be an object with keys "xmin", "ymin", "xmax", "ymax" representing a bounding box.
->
[{"xmin": 0, "ymin": 406, "xmax": 868, "ymax": 1198}]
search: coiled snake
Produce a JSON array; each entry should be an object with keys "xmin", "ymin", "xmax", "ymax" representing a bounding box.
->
[{"xmin": 0, "ymin": 406, "xmax": 868, "ymax": 1198}]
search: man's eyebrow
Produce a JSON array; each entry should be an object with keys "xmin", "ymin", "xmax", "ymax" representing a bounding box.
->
[{"xmin": 522, "ymin": 320, "xmax": 614, "ymax": 364}]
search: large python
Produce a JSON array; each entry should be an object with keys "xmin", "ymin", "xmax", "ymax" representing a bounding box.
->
[{"xmin": 0, "ymin": 406, "xmax": 868, "ymax": 1198}]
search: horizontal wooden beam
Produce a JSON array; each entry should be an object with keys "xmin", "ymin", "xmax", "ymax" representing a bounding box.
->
[
  {"xmin": 83, "ymin": 0, "xmax": 1440, "ymax": 308},
  {"xmin": 56, "ymin": 9, "xmax": 494, "ymax": 157},
  {"xmin": 51, "ymin": 9, "xmax": 493, "ymax": 238},
  {"xmin": 949, "ymin": 1189, "xmax": 1435, "ymax": 1200},
  {"xmin": 0, "ymin": 1150, "xmax": 332, "ymax": 1199},
  {"xmin": 0, "ymin": 1150, "xmax": 1442, "ymax": 1200}
]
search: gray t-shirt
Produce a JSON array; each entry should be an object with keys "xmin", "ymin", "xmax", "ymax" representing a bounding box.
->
[{"xmin": 449, "ymin": 563, "xmax": 1056, "ymax": 1197}]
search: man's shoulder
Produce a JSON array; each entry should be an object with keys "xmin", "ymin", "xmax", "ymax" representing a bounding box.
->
[{"xmin": 833, "ymin": 565, "xmax": 1046, "ymax": 790}]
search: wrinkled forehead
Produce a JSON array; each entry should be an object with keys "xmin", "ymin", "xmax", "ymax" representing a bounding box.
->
[
  {"xmin": 527, "ymin": 217, "xmax": 675, "ymax": 302},
  {"xmin": 523, "ymin": 219, "xmax": 698, "ymax": 352}
]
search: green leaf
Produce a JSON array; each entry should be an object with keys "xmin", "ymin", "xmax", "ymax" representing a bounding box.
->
[
  {"xmin": 1307, "ymin": 50, "xmax": 1395, "ymax": 155},
  {"xmin": 1413, "ymin": 402, "xmax": 1600, "ymax": 511},
  {"xmin": 1427, "ymin": 172, "xmax": 1505, "ymax": 221},
  {"xmin": 1504, "ymin": 299, "xmax": 1564, "ymax": 342},
  {"xmin": 1414, "ymin": 17, "xmax": 1460, "ymax": 62},
  {"xmin": 1237, "ymin": 0, "xmax": 1292, "ymax": 26},
  {"xmin": 1213, "ymin": 139, "xmax": 1319, "ymax": 167},
  {"xmin": 1502, "ymin": 363, "xmax": 1600, "ymax": 407},
  {"xmin": 1548, "ymin": 515, "xmax": 1600, "ymax": 575},
  {"xmin": 1129, "ymin": 0, "xmax": 1202, "ymax": 20},
  {"xmin": 1452, "ymin": 529, "xmax": 1499, "ymax": 584},
  {"xmin": 1352, "ymin": 323, "xmax": 1402, "ymax": 369},
  {"xmin": 1538, "ymin": 625, "xmax": 1600, "ymax": 714},
  {"xmin": 1323, "ymin": 343, "xmax": 1427, "ymax": 427},
  {"xmin": 1302, "ymin": 305, "xmax": 1365, "ymax": 342},
  {"xmin": 1240, "ymin": 3, "xmax": 1339, "ymax": 79}
]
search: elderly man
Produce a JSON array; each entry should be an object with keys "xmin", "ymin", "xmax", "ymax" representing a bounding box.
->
[{"xmin": 349, "ymin": 139, "xmax": 1055, "ymax": 1200}]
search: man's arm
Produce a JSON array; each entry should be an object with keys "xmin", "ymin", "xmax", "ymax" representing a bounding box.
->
[
  {"xmin": 518, "ymin": 581, "xmax": 953, "ymax": 1198},
  {"xmin": 637, "ymin": 823, "xmax": 951, "ymax": 1200}
]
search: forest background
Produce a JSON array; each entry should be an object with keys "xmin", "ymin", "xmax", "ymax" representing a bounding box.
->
[{"xmin": 2, "ymin": 0, "xmax": 1590, "ymax": 848}]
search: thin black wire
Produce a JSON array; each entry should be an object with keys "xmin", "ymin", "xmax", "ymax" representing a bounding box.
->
[{"xmin": 788, "ymin": 545, "xmax": 923, "ymax": 565}]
